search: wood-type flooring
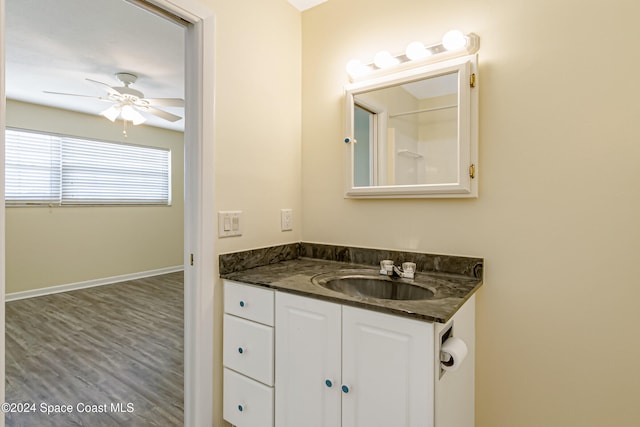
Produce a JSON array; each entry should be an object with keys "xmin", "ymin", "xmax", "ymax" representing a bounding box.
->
[{"xmin": 5, "ymin": 271, "xmax": 184, "ymax": 426}]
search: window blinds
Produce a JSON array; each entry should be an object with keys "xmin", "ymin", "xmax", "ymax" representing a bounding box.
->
[
  {"xmin": 5, "ymin": 129, "xmax": 171, "ymax": 206},
  {"xmin": 5, "ymin": 130, "xmax": 61, "ymax": 204}
]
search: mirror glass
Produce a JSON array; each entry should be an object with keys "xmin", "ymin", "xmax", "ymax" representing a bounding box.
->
[
  {"xmin": 353, "ymin": 72, "xmax": 458, "ymax": 187},
  {"xmin": 345, "ymin": 55, "xmax": 477, "ymax": 198}
]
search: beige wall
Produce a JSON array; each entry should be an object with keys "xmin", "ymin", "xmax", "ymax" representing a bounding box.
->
[
  {"xmin": 301, "ymin": 1, "xmax": 640, "ymax": 426},
  {"xmin": 212, "ymin": 0, "xmax": 302, "ymax": 254},
  {"xmin": 5, "ymin": 100, "xmax": 184, "ymax": 294},
  {"xmin": 208, "ymin": 1, "xmax": 302, "ymax": 425}
]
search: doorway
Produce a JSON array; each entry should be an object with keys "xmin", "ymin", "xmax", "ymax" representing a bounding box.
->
[{"xmin": 0, "ymin": 0, "xmax": 215, "ymax": 425}]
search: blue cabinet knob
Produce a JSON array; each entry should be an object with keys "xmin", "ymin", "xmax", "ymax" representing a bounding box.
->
[
  {"xmin": 239, "ymin": 300, "xmax": 245, "ymax": 307},
  {"xmin": 238, "ymin": 404, "xmax": 245, "ymax": 412},
  {"xmin": 325, "ymin": 379, "xmax": 333, "ymax": 388},
  {"xmin": 341, "ymin": 384, "xmax": 350, "ymax": 394},
  {"xmin": 238, "ymin": 347, "xmax": 245, "ymax": 354}
]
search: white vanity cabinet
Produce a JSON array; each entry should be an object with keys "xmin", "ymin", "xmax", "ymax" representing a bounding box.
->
[
  {"xmin": 223, "ymin": 281, "xmax": 275, "ymax": 427},
  {"xmin": 275, "ymin": 292, "xmax": 435, "ymax": 427},
  {"xmin": 223, "ymin": 280, "xmax": 476, "ymax": 427}
]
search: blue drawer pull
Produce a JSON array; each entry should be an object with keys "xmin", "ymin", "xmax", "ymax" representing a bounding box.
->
[
  {"xmin": 238, "ymin": 404, "xmax": 244, "ymax": 412},
  {"xmin": 239, "ymin": 300, "xmax": 245, "ymax": 307},
  {"xmin": 238, "ymin": 347, "xmax": 244, "ymax": 354},
  {"xmin": 325, "ymin": 379, "xmax": 333, "ymax": 388},
  {"xmin": 341, "ymin": 384, "xmax": 350, "ymax": 393}
]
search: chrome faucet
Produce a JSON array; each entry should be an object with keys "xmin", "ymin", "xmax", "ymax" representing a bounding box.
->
[
  {"xmin": 379, "ymin": 260, "xmax": 394, "ymax": 275},
  {"xmin": 393, "ymin": 264, "xmax": 415, "ymax": 279},
  {"xmin": 379, "ymin": 260, "xmax": 416, "ymax": 279}
]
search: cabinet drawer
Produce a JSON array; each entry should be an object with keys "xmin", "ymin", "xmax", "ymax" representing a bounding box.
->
[
  {"xmin": 224, "ymin": 280, "xmax": 274, "ymax": 326},
  {"xmin": 224, "ymin": 314, "xmax": 274, "ymax": 385},
  {"xmin": 224, "ymin": 368, "xmax": 274, "ymax": 427}
]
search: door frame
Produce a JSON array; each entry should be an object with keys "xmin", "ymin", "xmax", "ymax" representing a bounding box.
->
[
  {"xmin": 0, "ymin": 0, "xmax": 216, "ymax": 426},
  {"xmin": 0, "ymin": 1, "xmax": 6, "ymax": 424}
]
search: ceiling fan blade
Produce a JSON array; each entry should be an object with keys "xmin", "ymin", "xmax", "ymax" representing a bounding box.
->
[
  {"xmin": 143, "ymin": 97, "xmax": 185, "ymax": 107},
  {"xmin": 143, "ymin": 106, "xmax": 183, "ymax": 122},
  {"xmin": 44, "ymin": 90, "xmax": 110, "ymax": 101},
  {"xmin": 85, "ymin": 78, "xmax": 122, "ymax": 95}
]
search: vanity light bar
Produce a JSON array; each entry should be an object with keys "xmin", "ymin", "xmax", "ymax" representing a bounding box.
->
[{"xmin": 346, "ymin": 30, "xmax": 480, "ymax": 81}]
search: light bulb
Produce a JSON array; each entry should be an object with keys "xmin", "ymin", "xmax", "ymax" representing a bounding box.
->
[
  {"xmin": 405, "ymin": 41, "xmax": 431, "ymax": 60},
  {"xmin": 442, "ymin": 30, "xmax": 467, "ymax": 51},
  {"xmin": 121, "ymin": 105, "xmax": 146, "ymax": 125},
  {"xmin": 101, "ymin": 105, "xmax": 120, "ymax": 122},
  {"xmin": 373, "ymin": 50, "xmax": 399, "ymax": 69},
  {"xmin": 131, "ymin": 112, "xmax": 146, "ymax": 126},
  {"xmin": 346, "ymin": 59, "xmax": 372, "ymax": 78}
]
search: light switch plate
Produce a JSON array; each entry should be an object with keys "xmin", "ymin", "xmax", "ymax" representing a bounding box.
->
[{"xmin": 218, "ymin": 211, "xmax": 242, "ymax": 237}]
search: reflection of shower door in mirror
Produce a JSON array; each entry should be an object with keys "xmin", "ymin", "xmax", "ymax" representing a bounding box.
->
[
  {"xmin": 353, "ymin": 71, "xmax": 460, "ymax": 188},
  {"xmin": 388, "ymin": 97, "xmax": 458, "ymax": 186}
]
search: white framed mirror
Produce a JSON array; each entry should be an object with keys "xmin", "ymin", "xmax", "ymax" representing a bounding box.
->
[{"xmin": 344, "ymin": 54, "xmax": 478, "ymax": 198}]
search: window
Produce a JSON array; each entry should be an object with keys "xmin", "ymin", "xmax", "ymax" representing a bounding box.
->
[{"xmin": 5, "ymin": 129, "xmax": 171, "ymax": 206}]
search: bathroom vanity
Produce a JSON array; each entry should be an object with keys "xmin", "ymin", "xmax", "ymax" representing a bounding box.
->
[{"xmin": 220, "ymin": 243, "xmax": 483, "ymax": 427}]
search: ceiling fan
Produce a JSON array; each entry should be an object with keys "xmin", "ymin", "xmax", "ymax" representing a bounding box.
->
[{"xmin": 44, "ymin": 72, "xmax": 184, "ymax": 126}]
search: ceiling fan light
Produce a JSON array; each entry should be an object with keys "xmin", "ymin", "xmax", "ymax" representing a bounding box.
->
[
  {"xmin": 132, "ymin": 115, "xmax": 146, "ymax": 125},
  {"xmin": 101, "ymin": 105, "xmax": 120, "ymax": 122},
  {"xmin": 121, "ymin": 105, "xmax": 146, "ymax": 125}
]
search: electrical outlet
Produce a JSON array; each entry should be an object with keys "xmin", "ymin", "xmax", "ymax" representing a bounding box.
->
[{"xmin": 280, "ymin": 209, "xmax": 293, "ymax": 231}]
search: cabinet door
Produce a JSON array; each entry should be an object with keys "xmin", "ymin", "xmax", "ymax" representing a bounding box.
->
[
  {"xmin": 275, "ymin": 292, "xmax": 341, "ymax": 427},
  {"xmin": 342, "ymin": 306, "xmax": 435, "ymax": 427}
]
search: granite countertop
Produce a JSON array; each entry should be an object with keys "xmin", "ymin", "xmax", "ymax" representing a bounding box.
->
[{"xmin": 220, "ymin": 243, "xmax": 483, "ymax": 323}]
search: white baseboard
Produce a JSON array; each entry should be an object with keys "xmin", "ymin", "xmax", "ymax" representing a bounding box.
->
[{"xmin": 6, "ymin": 265, "xmax": 185, "ymax": 302}]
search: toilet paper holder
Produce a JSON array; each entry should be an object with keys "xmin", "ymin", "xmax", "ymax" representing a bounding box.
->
[
  {"xmin": 439, "ymin": 323, "xmax": 454, "ymax": 379},
  {"xmin": 438, "ymin": 322, "xmax": 469, "ymax": 378}
]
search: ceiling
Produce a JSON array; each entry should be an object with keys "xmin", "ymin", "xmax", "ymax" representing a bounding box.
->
[
  {"xmin": 288, "ymin": 0, "xmax": 328, "ymax": 11},
  {"xmin": 5, "ymin": 0, "xmax": 186, "ymax": 131},
  {"xmin": 5, "ymin": 0, "xmax": 330, "ymax": 133}
]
